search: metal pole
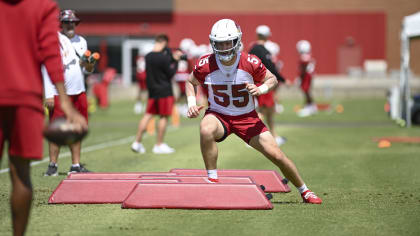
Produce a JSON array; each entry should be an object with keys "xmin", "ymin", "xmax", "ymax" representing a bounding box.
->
[
  {"xmin": 122, "ymin": 40, "xmax": 132, "ymax": 87},
  {"xmin": 405, "ymin": 38, "xmax": 412, "ymax": 127}
]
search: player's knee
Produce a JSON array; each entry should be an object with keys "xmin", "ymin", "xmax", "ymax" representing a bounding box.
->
[{"xmin": 200, "ymin": 123, "xmax": 216, "ymax": 139}]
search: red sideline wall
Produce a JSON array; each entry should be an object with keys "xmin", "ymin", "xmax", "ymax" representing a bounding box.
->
[{"xmin": 78, "ymin": 12, "xmax": 385, "ymax": 79}]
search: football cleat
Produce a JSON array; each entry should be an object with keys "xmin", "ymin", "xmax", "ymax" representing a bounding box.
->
[{"xmin": 301, "ymin": 190, "xmax": 322, "ymax": 204}]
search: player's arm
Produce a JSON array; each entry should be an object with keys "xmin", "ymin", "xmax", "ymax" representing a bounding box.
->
[
  {"xmin": 246, "ymin": 70, "xmax": 278, "ymax": 96},
  {"xmin": 41, "ymin": 66, "xmax": 56, "ymax": 110},
  {"xmin": 186, "ymin": 72, "xmax": 203, "ymax": 118}
]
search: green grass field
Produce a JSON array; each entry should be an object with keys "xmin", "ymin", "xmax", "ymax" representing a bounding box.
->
[{"xmin": 1, "ymin": 98, "xmax": 420, "ymax": 236}]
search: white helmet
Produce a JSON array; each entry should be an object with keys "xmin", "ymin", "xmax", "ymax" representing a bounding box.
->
[
  {"xmin": 209, "ymin": 19, "xmax": 242, "ymax": 62},
  {"xmin": 179, "ymin": 38, "xmax": 196, "ymax": 55},
  {"xmin": 256, "ymin": 25, "xmax": 271, "ymax": 37},
  {"xmin": 296, "ymin": 40, "xmax": 311, "ymax": 54},
  {"xmin": 264, "ymin": 40, "xmax": 280, "ymax": 56}
]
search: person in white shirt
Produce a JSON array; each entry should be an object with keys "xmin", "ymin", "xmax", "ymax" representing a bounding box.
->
[{"xmin": 43, "ymin": 10, "xmax": 95, "ymax": 176}]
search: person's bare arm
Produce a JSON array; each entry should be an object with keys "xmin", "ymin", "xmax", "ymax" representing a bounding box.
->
[
  {"xmin": 245, "ymin": 70, "xmax": 278, "ymax": 96},
  {"xmin": 186, "ymin": 73, "xmax": 204, "ymax": 118}
]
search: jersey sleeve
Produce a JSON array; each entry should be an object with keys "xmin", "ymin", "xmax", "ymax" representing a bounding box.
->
[
  {"xmin": 248, "ymin": 54, "xmax": 267, "ymax": 83},
  {"xmin": 192, "ymin": 55, "xmax": 211, "ymax": 84}
]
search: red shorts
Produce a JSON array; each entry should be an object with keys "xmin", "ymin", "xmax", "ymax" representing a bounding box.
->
[
  {"xmin": 257, "ymin": 90, "xmax": 275, "ymax": 108},
  {"xmin": 146, "ymin": 96, "xmax": 174, "ymax": 116},
  {"xmin": 0, "ymin": 106, "xmax": 44, "ymax": 160},
  {"xmin": 137, "ymin": 72, "xmax": 147, "ymax": 90},
  {"xmin": 205, "ymin": 110, "xmax": 268, "ymax": 144},
  {"xmin": 138, "ymin": 78, "xmax": 147, "ymax": 91},
  {"xmin": 177, "ymin": 81, "xmax": 186, "ymax": 95},
  {"xmin": 300, "ymin": 74, "xmax": 312, "ymax": 93},
  {"xmin": 50, "ymin": 93, "xmax": 88, "ymax": 123}
]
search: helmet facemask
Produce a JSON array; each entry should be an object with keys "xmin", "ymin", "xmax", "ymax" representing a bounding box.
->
[{"xmin": 211, "ymin": 38, "xmax": 241, "ymax": 62}]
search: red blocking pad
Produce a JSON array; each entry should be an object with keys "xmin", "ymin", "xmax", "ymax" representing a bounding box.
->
[
  {"xmin": 140, "ymin": 175, "xmax": 254, "ymax": 184},
  {"xmin": 122, "ymin": 183, "xmax": 273, "ymax": 210},
  {"xmin": 48, "ymin": 179, "xmax": 179, "ymax": 204},
  {"xmin": 67, "ymin": 172, "xmax": 177, "ymax": 180},
  {"xmin": 169, "ymin": 169, "xmax": 290, "ymax": 193}
]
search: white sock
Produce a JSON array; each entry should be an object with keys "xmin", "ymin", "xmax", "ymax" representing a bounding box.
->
[
  {"xmin": 72, "ymin": 163, "xmax": 80, "ymax": 168},
  {"xmin": 207, "ymin": 169, "xmax": 218, "ymax": 179},
  {"xmin": 50, "ymin": 162, "xmax": 57, "ymax": 167},
  {"xmin": 298, "ymin": 184, "xmax": 309, "ymax": 194}
]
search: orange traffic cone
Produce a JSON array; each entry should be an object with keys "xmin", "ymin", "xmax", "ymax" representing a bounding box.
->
[{"xmin": 378, "ymin": 140, "xmax": 391, "ymax": 148}]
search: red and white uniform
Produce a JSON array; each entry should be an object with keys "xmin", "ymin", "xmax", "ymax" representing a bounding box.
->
[
  {"xmin": 43, "ymin": 32, "xmax": 88, "ymax": 121},
  {"xmin": 298, "ymin": 53, "xmax": 315, "ymax": 93},
  {"xmin": 193, "ymin": 52, "xmax": 269, "ymax": 143},
  {"xmin": 193, "ymin": 52, "xmax": 267, "ymax": 116}
]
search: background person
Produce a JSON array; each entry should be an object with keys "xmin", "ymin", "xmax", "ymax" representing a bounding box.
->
[
  {"xmin": 296, "ymin": 40, "xmax": 317, "ymax": 117},
  {"xmin": 43, "ymin": 9, "xmax": 95, "ymax": 176},
  {"xmin": 134, "ymin": 55, "xmax": 147, "ymax": 114},
  {"xmin": 0, "ymin": 0, "xmax": 87, "ymax": 235},
  {"xmin": 186, "ymin": 19, "xmax": 322, "ymax": 204},
  {"xmin": 131, "ymin": 34, "xmax": 183, "ymax": 154},
  {"xmin": 249, "ymin": 25, "xmax": 287, "ymax": 146}
]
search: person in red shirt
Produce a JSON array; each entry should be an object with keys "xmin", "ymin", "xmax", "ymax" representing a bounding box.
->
[
  {"xmin": 186, "ymin": 19, "xmax": 322, "ymax": 204},
  {"xmin": 0, "ymin": 0, "xmax": 87, "ymax": 235}
]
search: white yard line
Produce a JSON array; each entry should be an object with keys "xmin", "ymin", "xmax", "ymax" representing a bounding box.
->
[{"xmin": 0, "ymin": 135, "xmax": 135, "ymax": 175}]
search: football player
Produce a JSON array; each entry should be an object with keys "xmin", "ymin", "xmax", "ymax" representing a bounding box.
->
[
  {"xmin": 296, "ymin": 40, "xmax": 317, "ymax": 117},
  {"xmin": 249, "ymin": 25, "xmax": 287, "ymax": 146},
  {"xmin": 185, "ymin": 19, "xmax": 322, "ymax": 204}
]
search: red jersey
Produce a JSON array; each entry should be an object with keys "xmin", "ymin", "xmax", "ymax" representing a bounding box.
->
[
  {"xmin": 193, "ymin": 52, "xmax": 267, "ymax": 116},
  {"xmin": 298, "ymin": 53, "xmax": 315, "ymax": 78},
  {"xmin": 0, "ymin": 0, "xmax": 64, "ymax": 111}
]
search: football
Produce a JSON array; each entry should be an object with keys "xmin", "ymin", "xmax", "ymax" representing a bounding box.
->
[{"xmin": 43, "ymin": 117, "xmax": 88, "ymax": 146}]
